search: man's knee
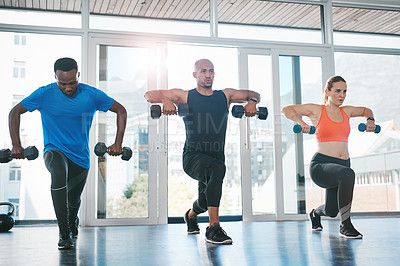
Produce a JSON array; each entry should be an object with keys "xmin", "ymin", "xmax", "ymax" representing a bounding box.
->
[
  {"xmin": 193, "ymin": 197, "xmax": 207, "ymax": 214},
  {"xmin": 209, "ymin": 162, "xmax": 226, "ymax": 180},
  {"xmin": 44, "ymin": 150, "xmax": 68, "ymax": 188},
  {"xmin": 68, "ymin": 199, "xmax": 81, "ymax": 209}
]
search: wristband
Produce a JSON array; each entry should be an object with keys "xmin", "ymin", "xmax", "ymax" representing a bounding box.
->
[
  {"xmin": 367, "ymin": 117, "xmax": 375, "ymax": 121},
  {"xmin": 249, "ymin": 98, "xmax": 258, "ymax": 103}
]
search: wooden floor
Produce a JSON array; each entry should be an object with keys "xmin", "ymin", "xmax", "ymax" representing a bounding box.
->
[{"xmin": 1, "ymin": 217, "xmax": 400, "ymax": 265}]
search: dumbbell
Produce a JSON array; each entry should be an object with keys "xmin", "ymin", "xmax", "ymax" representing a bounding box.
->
[
  {"xmin": 0, "ymin": 146, "xmax": 39, "ymax": 163},
  {"xmin": 293, "ymin": 125, "xmax": 316, "ymax": 134},
  {"xmin": 231, "ymin": 105, "xmax": 268, "ymax": 120},
  {"xmin": 150, "ymin": 103, "xmax": 189, "ymax": 119},
  {"xmin": 0, "ymin": 202, "xmax": 15, "ymax": 232},
  {"xmin": 358, "ymin": 123, "xmax": 381, "ymax": 133},
  {"xmin": 94, "ymin": 142, "xmax": 132, "ymax": 161}
]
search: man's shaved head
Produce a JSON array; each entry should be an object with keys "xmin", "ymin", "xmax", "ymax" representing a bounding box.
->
[{"xmin": 194, "ymin": 59, "xmax": 214, "ymax": 72}]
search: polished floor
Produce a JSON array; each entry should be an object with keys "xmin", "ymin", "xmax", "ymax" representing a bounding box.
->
[{"xmin": 1, "ymin": 217, "xmax": 399, "ymax": 266}]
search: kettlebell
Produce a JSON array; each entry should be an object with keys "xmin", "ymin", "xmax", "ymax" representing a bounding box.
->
[{"xmin": 0, "ymin": 202, "xmax": 15, "ymax": 232}]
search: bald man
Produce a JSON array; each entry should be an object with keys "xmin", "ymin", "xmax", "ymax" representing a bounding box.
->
[{"xmin": 144, "ymin": 59, "xmax": 261, "ymax": 244}]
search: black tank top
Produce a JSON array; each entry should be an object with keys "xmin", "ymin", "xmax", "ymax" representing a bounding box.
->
[{"xmin": 183, "ymin": 89, "xmax": 228, "ymax": 158}]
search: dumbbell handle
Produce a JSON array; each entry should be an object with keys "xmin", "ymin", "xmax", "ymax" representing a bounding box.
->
[
  {"xmin": 0, "ymin": 146, "xmax": 38, "ymax": 163},
  {"xmin": 293, "ymin": 125, "xmax": 316, "ymax": 134},
  {"xmin": 94, "ymin": 142, "xmax": 122, "ymax": 156},
  {"xmin": 94, "ymin": 142, "xmax": 132, "ymax": 161},
  {"xmin": 358, "ymin": 123, "xmax": 381, "ymax": 133},
  {"xmin": 151, "ymin": 103, "xmax": 189, "ymax": 119},
  {"xmin": 232, "ymin": 105, "xmax": 268, "ymax": 120}
]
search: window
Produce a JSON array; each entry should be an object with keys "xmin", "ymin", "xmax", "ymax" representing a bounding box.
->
[
  {"xmin": 12, "ymin": 95, "xmax": 25, "ymax": 107},
  {"xmin": 8, "ymin": 199, "xmax": 19, "ymax": 217},
  {"xmin": 335, "ymin": 52, "xmax": 400, "ymax": 212},
  {"xmin": 13, "ymin": 61, "xmax": 26, "ymax": 79},
  {"xmin": 333, "ymin": 32, "xmax": 400, "ymax": 49},
  {"xmin": 14, "ymin": 35, "xmax": 26, "ymax": 46},
  {"xmin": 0, "ymin": 9, "xmax": 81, "ymax": 28},
  {"xmin": 96, "ymin": 45, "xmax": 150, "ymax": 219},
  {"xmin": 9, "ymin": 166, "xmax": 21, "ymax": 182},
  {"xmin": 279, "ymin": 55, "xmax": 323, "ymax": 215},
  {"xmin": 0, "ymin": 31, "xmax": 81, "ymax": 221}
]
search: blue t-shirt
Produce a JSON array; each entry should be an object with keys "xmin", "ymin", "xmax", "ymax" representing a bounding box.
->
[{"xmin": 21, "ymin": 82, "xmax": 115, "ymax": 169}]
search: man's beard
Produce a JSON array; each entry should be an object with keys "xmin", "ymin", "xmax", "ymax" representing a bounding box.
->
[{"xmin": 204, "ymin": 82, "xmax": 213, "ymax": 89}]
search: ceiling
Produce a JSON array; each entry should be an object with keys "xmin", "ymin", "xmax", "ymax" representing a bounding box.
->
[{"xmin": 0, "ymin": 0, "xmax": 399, "ymax": 35}]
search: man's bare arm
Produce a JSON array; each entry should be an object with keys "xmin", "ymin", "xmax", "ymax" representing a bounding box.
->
[
  {"xmin": 222, "ymin": 89, "xmax": 261, "ymax": 117},
  {"xmin": 144, "ymin": 89, "xmax": 188, "ymax": 115},
  {"xmin": 107, "ymin": 100, "xmax": 127, "ymax": 155},
  {"xmin": 144, "ymin": 89, "xmax": 187, "ymax": 104},
  {"xmin": 223, "ymin": 88, "xmax": 261, "ymax": 104},
  {"xmin": 9, "ymin": 103, "xmax": 28, "ymax": 158}
]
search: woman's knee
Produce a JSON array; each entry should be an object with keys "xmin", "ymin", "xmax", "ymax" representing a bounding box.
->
[
  {"xmin": 340, "ymin": 168, "xmax": 355, "ymax": 184},
  {"xmin": 325, "ymin": 210, "xmax": 339, "ymax": 218}
]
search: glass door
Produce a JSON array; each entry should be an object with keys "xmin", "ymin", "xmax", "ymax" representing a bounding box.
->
[
  {"xmin": 275, "ymin": 48, "xmax": 331, "ymax": 220},
  {"xmin": 238, "ymin": 49, "xmax": 276, "ymax": 222},
  {"xmin": 241, "ymin": 47, "xmax": 331, "ymax": 221},
  {"xmin": 85, "ymin": 36, "xmax": 163, "ymax": 225}
]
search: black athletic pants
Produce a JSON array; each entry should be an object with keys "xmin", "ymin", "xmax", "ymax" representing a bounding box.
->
[
  {"xmin": 44, "ymin": 150, "xmax": 89, "ymax": 233},
  {"xmin": 309, "ymin": 153, "xmax": 355, "ymax": 222},
  {"xmin": 183, "ymin": 151, "xmax": 226, "ymax": 214}
]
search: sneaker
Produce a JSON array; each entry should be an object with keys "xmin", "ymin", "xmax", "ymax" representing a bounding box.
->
[
  {"xmin": 70, "ymin": 217, "xmax": 79, "ymax": 238},
  {"xmin": 340, "ymin": 221, "xmax": 363, "ymax": 239},
  {"xmin": 58, "ymin": 231, "xmax": 73, "ymax": 250},
  {"xmin": 205, "ymin": 223, "xmax": 232, "ymax": 245},
  {"xmin": 184, "ymin": 209, "xmax": 200, "ymax": 234},
  {"xmin": 309, "ymin": 209, "xmax": 323, "ymax": 231}
]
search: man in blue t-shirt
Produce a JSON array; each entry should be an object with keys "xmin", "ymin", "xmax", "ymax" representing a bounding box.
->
[
  {"xmin": 9, "ymin": 57, "xmax": 127, "ymax": 250},
  {"xmin": 144, "ymin": 59, "xmax": 261, "ymax": 245}
]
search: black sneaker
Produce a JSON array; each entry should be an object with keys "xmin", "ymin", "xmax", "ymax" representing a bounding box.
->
[
  {"xmin": 309, "ymin": 209, "xmax": 323, "ymax": 231},
  {"xmin": 340, "ymin": 221, "xmax": 363, "ymax": 239},
  {"xmin": 205, "ymin": 223, "xmax": 232, "ymax": 245},
  {"xmin": 70, "ymin": 217, "xmax": 79, "ymax": 238},
  {"xmin": 58, "ymin": 231, "xmax": 73, "ymax": 250},
  {"xmin": 184, "ymin": 209, "xmax": 200, "ymax": 234}
]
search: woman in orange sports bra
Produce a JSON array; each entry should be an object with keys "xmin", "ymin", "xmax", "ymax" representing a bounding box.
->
[{"xmin": 281, "ymin": 76, "xmax": 377, "ymax": 239}]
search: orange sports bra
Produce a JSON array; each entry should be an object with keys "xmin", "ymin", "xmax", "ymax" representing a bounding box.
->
[{"xmin": 315, "ymin": 105, "xmax": 350, "ymax": 142}]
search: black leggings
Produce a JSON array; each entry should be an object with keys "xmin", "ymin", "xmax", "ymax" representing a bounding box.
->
[
  {"xmin": 44, "ymin": 150, "xmax": 88, "ymax": 233},
  {"xmin": 309, "ymin": 153, "xmax": 355, "ymax": 222},
  {"xmin": 183, "ymin": 151, "xmax": 226, "ymax": 214}
]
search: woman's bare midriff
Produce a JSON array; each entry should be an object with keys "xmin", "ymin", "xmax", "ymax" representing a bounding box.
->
[{"xmin": 317, "ymin": 141, "xmax": 349, "ymax": 160}]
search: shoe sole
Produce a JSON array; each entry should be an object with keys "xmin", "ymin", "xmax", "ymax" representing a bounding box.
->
[
  {"xmin": 311, "ymin": 227, "xmax": 323, "ymax": 231},
  {"xmin": 58, "ymin": 243, "xmax": 74, "ymax": 250},
  {"xmin": 205, "ymin": 238, "xmax": 233, "ymax": 245},
  {"xmin": 339, "ymin": 232, "xmax": 363, "ymax": 239},
  {"xmin": 184, "ymin": 210, "xmax": 200, "ymax": 235}
]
